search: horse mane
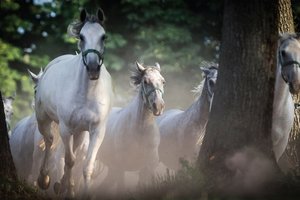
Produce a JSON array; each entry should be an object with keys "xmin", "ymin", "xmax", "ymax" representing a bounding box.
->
[
  {"xmin": 192, "ymin": 63, "xmax": 218, "ymax": 98},
  {"xmin": 130, "ymin": 66, "xmax": 144, "ymax": 86},
  {"xmin": 68, "ymin": 14, "xmax": 104, "ymax": 38},
  {"xmin": 192, "ymin": 79, "xmax": 205, "ymax": 97}
]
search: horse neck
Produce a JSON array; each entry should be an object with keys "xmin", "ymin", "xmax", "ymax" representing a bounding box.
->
[
  {"xmin": 184, "ymin": 79, "xmax": 211, "ymax": 130},
  {"xmin": 129, "ymin": 88, "xmax": 155, "ymax": 128},
  {"xmin": 274, "ymin": 63, "xmax": 291, "ymax": 107}
]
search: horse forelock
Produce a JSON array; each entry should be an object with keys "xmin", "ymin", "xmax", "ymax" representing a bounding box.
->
[
  {"xmin": 130, "ymin": 66, "xmax": 160, "ymax": 86},
  {"xmin": 130, "ymin": 67, "xmax": 144, "ymax": 86},
  {"xmin": 68, "ymin": 14, "xmax": 104, "ymax": 38},
  {"xmin": 279, "ymin": 33, "xmax": 300, "ymax": 46}
]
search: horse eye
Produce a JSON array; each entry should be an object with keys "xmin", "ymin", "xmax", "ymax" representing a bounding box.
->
[
  {"xmin": 79, "ymin": 34, "xmax": 84, "ymax": 41},
  {"xmin": 102, "ymin": 35, "xmax": 107, "ymax": 41},
  {"xmin": 281, "ymin": 50, "xmax": 286, "ymax": 58}
]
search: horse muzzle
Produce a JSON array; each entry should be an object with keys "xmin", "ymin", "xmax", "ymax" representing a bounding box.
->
[
  {"xmin": 82, "ymin": 49, "xmax": 104, "ymax": 80},
  {"xmin": 289, "ymin": 82, "xmax": 300, "ymax": 94},
  {"xmin": 85, "ymin": 60, "xmax": 101, "ymax": 80},
  {"xmin": 152, "ymin": 101, "xmax": 165, "ymax": 116},
  {"xmin": 87, "ymin": 68, "xmax": 101, "ymax": 80}
]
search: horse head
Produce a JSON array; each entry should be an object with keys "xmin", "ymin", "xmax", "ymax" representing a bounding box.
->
[
  {"xmin": 3, "ymin": 95, "xmax": 14, "ymax": 125},
  {"xmin": 68, "ymin": 9, "xmax": 106, "ymax": 80},
  {"xmin": 133, "ymin": 62, "xmax": 165, "ymax": 116},
  {"xmin": 200, "ymin": 65, "xmax": 218, "ymax": 103},
  {"xmin": 279, "ymin": 33, "xmax": 300, "ymax": 94}
]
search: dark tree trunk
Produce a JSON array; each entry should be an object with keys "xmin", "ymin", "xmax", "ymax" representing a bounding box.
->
[
  {"xmin": 279, "ymin": 0, "xmax": 294, "ymax": 33},
  {"xmin": 0, "ymin": 91, "xmax": 17, "ymax": 179},
  {"xmin": 198, "ymin": 0, "xmax": 280, "ymax": 195}
]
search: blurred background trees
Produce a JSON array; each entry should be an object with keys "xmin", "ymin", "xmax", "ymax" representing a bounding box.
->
[{"xmin": 0, "ymin": 0, "xmax": 300, "ymax": 126}]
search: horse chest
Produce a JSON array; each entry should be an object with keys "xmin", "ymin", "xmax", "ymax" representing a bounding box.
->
[{"xmin": 62, "ymin": 103, "xmax": 101, "ymax": 130}]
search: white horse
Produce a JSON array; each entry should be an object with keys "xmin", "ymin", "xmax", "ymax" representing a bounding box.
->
[
  {"xmin": 9, "ymin": 69, "xmax": 43, "ymax": 182},
  {"xmin": 96, "ymin": 62, "xmax": 165, "ymax": 193},
  {"xmin": 34, "ymin": 9, "xmax": 113, "ymax": 198},
  {"xmin": 2, "ymin": 95, "xmax": 14, "ymax": 137},
  {"xmin": 10, "ymin": 114, "xmax": 38, "ymax": 181},
  {"xmin": 11, "ymin": 113, "xmax": 88, "ymax": 196},
  {"xmin": 157, "ymin": 66, "xmax": 218, "ymax": 171},
  {"xmin": 272, "ymin": 33, "xmax": 300, "ymax": 169}
]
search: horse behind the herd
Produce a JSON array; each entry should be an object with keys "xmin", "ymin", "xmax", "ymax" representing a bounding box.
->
[
  {"xmin": 157, "ymin": 65, "xmax": 218, "ymax": 171},
  {"xmin": 2, "ymin": 95, "xmax": 14, "ymax": 137}
]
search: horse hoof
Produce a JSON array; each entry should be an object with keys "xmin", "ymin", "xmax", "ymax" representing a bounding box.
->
[
  {"xmin": 37, "ymin": 174, "xmax": 50, "ymax": 190},
  {"xmin": 53, "ymin": 182, "xmax": 61, "ymax": 194}
]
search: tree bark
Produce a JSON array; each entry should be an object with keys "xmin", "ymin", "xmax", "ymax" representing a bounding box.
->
[
  {"xmin": 198, "ymin": 0, "xmax": 280, "ymax": 195},
  {"xmin": 279, "ymin": 0, "xmax": 294, "ymax": 33},
  {"xmin": 0, "ymin": 91, "xmax": 17, "ymax": 179}
]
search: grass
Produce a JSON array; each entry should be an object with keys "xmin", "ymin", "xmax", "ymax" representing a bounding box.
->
[{"xmin": 0, "ymin": 176, "xmax": 46, "ymax": 200}]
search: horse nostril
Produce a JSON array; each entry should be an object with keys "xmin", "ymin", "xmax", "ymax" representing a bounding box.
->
[{"xmin": 152, "ymin": 102, "xmax": 157, "ymax": 109}]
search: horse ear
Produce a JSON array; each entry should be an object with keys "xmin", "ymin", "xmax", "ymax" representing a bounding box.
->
[
  {"xmin": 97, "ymin": 8, "xmax": 105, "ymax": 23},
  {"xmin": 136, "ymin": 61, "xmax": 146, "ymax": 72},
  {"xmin": 80, "ymin": 9, "xmax": 87, "ymax": 22},
  {"xmin": 155, "ymin": 62, "xmax": 161, "ymax": 71},
  {"xmin": 38, "ymin": 68, "xmax": 44, "ymax": 77},
  {"xmin": 28, "ymin": 69, "xmax": 39, "ymax": 84}
]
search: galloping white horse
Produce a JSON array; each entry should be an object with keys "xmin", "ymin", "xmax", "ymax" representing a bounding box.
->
[
  {"xmin": 272, "ymin": 33, "xmax": 300, "ymax": 167},
  {"xmin": 34, "ymin": 9, "xmax": 112, "ymax": 198},
  {"xmin": 97, "ymin": 62, "xmax": 165, "ymax": 193},
  {"xmin": 157, "ymin": 66, "xmax": 218, "ymax": 170}
]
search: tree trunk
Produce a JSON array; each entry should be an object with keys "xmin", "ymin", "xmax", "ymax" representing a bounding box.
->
[
  {"xmin": 0, "ymin": 91, "xmax": 17, "ymax": 179},
  {"xmin": 278, "ymin": 0, "xmax": 294, "ymax": 33},
  {"xmin": 278, "ymin": 0, "xmax": 300, "ymax": 175},
  {"xmin": 198, "ymin": 0, "xmax": 280, "ymax": 195}
]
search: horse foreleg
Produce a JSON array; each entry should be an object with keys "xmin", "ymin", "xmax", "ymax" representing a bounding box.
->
[
  {"xmin": 55, "ymin": 130, "xmax": 76, "ymax": 198},
  {"xmin": 29, "ymin": 143, "xmax": 43, "ymax": 186},
  {"xmin": 83, "ymin": 124, "xmax": 106, "ymax": 198},
  {"xmin": 72, "ymin": 131, "xmax": 88, "ymax": 195},
  {"xmin": 37, "ymin": 120, "xmax": 53, "ymax": 190}
]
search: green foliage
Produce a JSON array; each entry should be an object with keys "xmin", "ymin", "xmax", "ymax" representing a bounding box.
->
[
  {"xmin": 0, "ymin": 40, "xmax": 22, "ymax": 95},
  {"xmin": 0, "ymin": 176, "xmax": 46, "ymax": 199}
]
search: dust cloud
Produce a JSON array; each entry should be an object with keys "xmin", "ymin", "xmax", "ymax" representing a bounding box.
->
[{"xmin": 225, "ymin": 147, "xmax": 277, "ymax": 196}]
